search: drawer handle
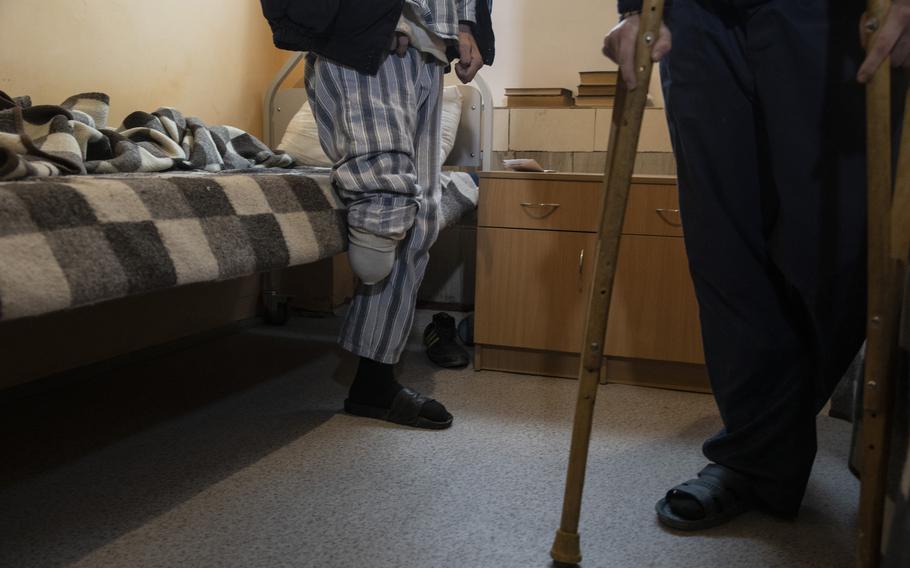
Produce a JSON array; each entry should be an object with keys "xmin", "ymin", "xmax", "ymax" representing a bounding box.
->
[
  {"xmin": 520, "ymin": 202, "xmax": 561, "ymax": 209},
  {"xmin": 655, "ymin": 208, "xmax": 682, "ymax": 226},
  {"xmin": 579, "ymin": 249, "xmax": 585, "ymax": 274},
  {"xmin": 520, "ymin": 202, "xmax": 561, "ymax": 219}
]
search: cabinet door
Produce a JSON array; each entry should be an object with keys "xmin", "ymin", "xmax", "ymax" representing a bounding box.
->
[
  {"xmin": 475, "ymin": 228, "xmax": 596, "ymax": 353},
  {"xmin": 605, "ymin": 235, "xmax": 705, "ymax": 364}
]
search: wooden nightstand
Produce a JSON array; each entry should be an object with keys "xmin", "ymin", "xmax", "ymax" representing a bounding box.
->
[{"xmin": 473, "ymin": 171, "xmax": 710, "ymax": 392}]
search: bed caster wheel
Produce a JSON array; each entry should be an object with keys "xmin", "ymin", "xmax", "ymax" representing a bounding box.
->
[{"xmin": 263, "ymin": 291, "xmax": 292, "ymax": 326}]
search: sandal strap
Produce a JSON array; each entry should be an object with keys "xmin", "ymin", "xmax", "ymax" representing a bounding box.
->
[
  {"xmin": 698, "ymin": 464, "xmax": 753, "ymax": 500},
  {"xmin": 667, "ymin": 464, "xmax": 752, "ymax": 516},
  {"xmin": 386, "ymin": 387, "xmax": 429, "ymax": 426},
  {"xmin": 669, "ymin": 481, "xmax": 722, "ymax": 517}
]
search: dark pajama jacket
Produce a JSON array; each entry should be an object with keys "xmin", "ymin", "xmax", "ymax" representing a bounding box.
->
[
  {"xmin": 260, "ymin": 0, "xmax": 495, "ymax": 75},
  {"xmin": 619, "ymin": 0, "xmax": 868, "ymax": 514}
]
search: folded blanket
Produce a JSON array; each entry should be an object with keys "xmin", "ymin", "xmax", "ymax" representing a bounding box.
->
[{"xmin": 0, "ymin": 92, "xmax": 294, "ymax": 180}]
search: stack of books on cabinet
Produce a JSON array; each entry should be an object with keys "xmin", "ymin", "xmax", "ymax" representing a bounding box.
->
[
  {"xmin": 575, "ymin": 70, "xmax": 618, "ymax": 107},
  {"xmin": 505, "ymin": 88, "xmax": 574, "ymax": 108},
  {"xmin": 503, "ymin": 70, "xmax": 653, "ymax": 109}
]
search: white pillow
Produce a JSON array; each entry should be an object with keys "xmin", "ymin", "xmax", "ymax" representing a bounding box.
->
[
  {"xmin": 278, "ymin": 101, "xmax": 333, "ymax": 167},
  {"xmin": 278, "ymin": 87, "xmax": 463, "ymax": 168},
  {"xmin": 440, "ymin": 85, "xmax": 463, "ymax": 164}
]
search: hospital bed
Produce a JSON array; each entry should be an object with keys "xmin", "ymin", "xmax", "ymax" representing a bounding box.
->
[{"xmin": 0, "ymin": 54, "xmax": 494, "ymax": 388}]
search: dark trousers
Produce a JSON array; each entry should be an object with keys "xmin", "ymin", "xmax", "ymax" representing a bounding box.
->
[{"xmin": 660, "ymin": 0, "xmax": 867, "ymax": 515}]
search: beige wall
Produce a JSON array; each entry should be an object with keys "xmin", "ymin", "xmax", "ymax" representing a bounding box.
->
[
  {"xmin": 0, "ymin": 0, "xmax": 289, "ymax": 138},
  {"xmin": 0, "ymin": 0, "xmax": 662, "ymax": 145},
  {"xmin": 484, "ymin": 0, "xmax": 663, "ymax": 108}
]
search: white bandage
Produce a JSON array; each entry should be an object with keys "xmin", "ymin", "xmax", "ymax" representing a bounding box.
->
[{"xmin": 348, "ymin": 227, "xmax": 405, "ymax": 285}]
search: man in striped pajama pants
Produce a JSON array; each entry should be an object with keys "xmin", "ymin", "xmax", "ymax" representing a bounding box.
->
[{"xmin": 303, "ymin": 1, "xmax": 487, "ymax": 429}]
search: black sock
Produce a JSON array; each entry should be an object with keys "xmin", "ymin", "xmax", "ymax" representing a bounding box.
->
[
  {"xmin": 348, "ymin": 357, "xmax": 401, "ymax": 408},
  {"xmin": 347, "ymin": 357, "xmax": 451, "ymax": 423}
]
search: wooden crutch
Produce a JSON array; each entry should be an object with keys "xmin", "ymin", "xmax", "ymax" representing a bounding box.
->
[
  {"xmin": 550, "ymin": 1, "xmax": 666, "ymax": 565},
  {"xmin": 857, "ymin": 1, "xmax": 909, "ymax": 565}
]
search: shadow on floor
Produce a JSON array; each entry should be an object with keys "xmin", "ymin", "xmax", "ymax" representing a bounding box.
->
[{"xmin": 0, "ymin": 324, "xmax": 351, "ymax": 567}]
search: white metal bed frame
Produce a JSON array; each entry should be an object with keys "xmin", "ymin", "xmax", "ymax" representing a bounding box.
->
[{"xmin": 262, "ymin": 52, "xmax": 494, "ymax": 171}]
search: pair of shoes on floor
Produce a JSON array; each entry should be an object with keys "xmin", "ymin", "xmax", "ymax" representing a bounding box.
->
[{"xmin": 423, "ymin": 312, "xmax": 471, "ymax": 368}]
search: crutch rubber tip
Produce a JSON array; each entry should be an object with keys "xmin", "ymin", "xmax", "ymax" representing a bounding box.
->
[{"xmin": 550, "ymin": 529, "xmax": 581, "ymax": 566}]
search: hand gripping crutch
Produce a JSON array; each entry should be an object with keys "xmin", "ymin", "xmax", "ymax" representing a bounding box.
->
[
  {"xmin": 550, "ymin": 1, "xmax": 666, "ymax": 565},
  {"xmin": 857, "ymin": 1, "xmax": 909, "ymax": 566}
]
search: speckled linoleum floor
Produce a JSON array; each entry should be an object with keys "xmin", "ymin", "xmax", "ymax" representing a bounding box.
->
[{"xmin": 0, "ymin": 311, "xmax": 858, "ymax": 568}]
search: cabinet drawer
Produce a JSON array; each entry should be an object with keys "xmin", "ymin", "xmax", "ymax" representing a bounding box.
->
[
  {"xmin": 478, "ymin": 178, "xmax": 602, "ymax": 232},
  {"xmin": 623, "ymin": 185, "xmax": 684, "ymax": 237},
  {"xmin": 479, "ymin": 178, "xmax": 684, "ymax": 236}
]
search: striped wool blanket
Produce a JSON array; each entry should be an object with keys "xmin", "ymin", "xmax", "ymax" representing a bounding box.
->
[
  {"xmin": 0, "ymin": 92, "xmax": 294, "ymax": 181},
  {"xmin": 0, "ymin": 167, "xmax": 478, "ymax": 322}
]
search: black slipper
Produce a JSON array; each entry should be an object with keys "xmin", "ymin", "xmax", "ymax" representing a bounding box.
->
[
  {"xmin": 423, "ymin": 312, "xmax": 470, "ymax": 368},
  {"xmin": 344, "ymin": 387, "xmax": 453, "ymax": 430},
  {"xmin": 655, "ymin": 464, "xmax": 755, "ymax": 531}
]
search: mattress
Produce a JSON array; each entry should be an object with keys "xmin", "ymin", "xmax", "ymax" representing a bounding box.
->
[{"xmin": 0, "ymin": 167, "xmax": 478, "ymax": 322}]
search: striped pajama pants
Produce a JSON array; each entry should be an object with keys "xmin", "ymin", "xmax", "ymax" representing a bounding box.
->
[{"xmin": 305, "ymin": 50, "xmax": 445, "ymax": 364}]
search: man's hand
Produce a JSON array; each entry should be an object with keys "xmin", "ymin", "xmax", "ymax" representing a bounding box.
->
[
  {"xmin": 857, "ymin": 1, "xmax": 910, "ymax": 83},
  {"xmin": 456, "ymin": 24, "xmax": 484, "ymax": 84},
  {"xmin": 390, "ymin": 32, "xmax": 410, "ymax": 57},
  {"xmin": 602, "ymin": 14, "xmax": 672, "ymax": 90}
]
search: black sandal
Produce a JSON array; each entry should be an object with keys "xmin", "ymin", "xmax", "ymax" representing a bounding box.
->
[
  {"xmin": 344, "ymin": 387, "xmax": 453, "ymax": 430},
  {"xmin": 655, "ymin": 464, "xmax": 755, "ymax": 531}
]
